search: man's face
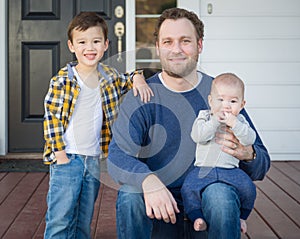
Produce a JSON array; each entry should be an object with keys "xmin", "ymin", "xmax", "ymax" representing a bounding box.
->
[{"xmin": 156, "ymin": 18, "xmax": 202, "ymax": 78}]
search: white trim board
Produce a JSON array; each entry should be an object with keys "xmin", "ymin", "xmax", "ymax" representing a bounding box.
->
[{"xmin": 0, "ymin": 0, "xmax": 7, "ymax": 155}]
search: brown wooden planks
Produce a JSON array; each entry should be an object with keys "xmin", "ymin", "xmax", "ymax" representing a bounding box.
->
[
  {"xmin": 0, "ymin": 162, "xmax": 299, "ymax": 238},
  {"xmin": 254, "ymin": 185, "xmax": 300, "ymax": 238},
  {"xmin": 3, "ymin": 173, "xmax": 48, "ymax": 239},
  {"xmin": 246, "ymin": 209, "xmax": 277, "ymax": 239},
  {"xmin": 94, "ymin": 185, "xmax": 117, "ymax": 239},
  {"xmin": 271, "ymin": 161, "xmax": 300, "ymax": 186},
  {"xmin": 0, "ymin": 173, "xmax": 46, "ymax": 238},
  {"xmin": 256, "ymin": 177, "xmax": 300, "ymax": 227},
  {"xmin": 0, "ymin": 172, "xmax": 26, "ymax": 204}
]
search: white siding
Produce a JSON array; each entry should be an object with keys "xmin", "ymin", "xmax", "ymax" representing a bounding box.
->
[{"xmin": 198, "ymin": 0, "xmax": 300, "ymax": 161}]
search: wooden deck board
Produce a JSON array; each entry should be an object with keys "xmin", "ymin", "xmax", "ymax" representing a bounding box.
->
[
  {"xmin": 245, "ymin": 209, "xmax": 277, "ymax": 239},
  {"xmin": 271, "ymin": 161, "xmax": 300, "ymax": 186},
  {"xmin": 0, "ymin": 161, "xmax": 299, "ymax": 239},
  {"xmin": 0, "ymin": 172, "xmax": 26, "ymax": 204},
  {"xmin": 0, "ymin": 173, "xmax": 46, "ymax": 238},
  {"xmin": 266, "ymin": 166, "xmax": 300, "ymax": 203},
  {"xmin": 32, "ymin": 214, "xmax": 46, "ymax": 239},
  {"xmin": 2, "ymin": 174, "xmax": 48, "ymax": 239},
  {"xmin": 288, "ymin": 161, "xmax": 300, "ymax": 171},
  {"xmin": 91, "ymin": 185, "xmax": 103, "ymax": 238},
  {"xmin": 94, "ymin": 185, "xmax": 117, "ymax": 239},
  {"xmin": 0, "ymin": 172, "xmax": 7, "ymax": 181},
  {"xmin": 256, "ymin": 177, "xmax": 300, "ymax": 226},
  {"xmin": 254, "ymin": 187, "xmax": 300, "ymax": 239}
]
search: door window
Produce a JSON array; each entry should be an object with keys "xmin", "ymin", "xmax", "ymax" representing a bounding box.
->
[{"xmin": 135, "ymin": 0, "xmax": 176, "ymax": 76}]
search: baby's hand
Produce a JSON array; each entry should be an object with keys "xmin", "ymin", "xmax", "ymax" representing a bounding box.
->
[
  {"xmin": 214, "ymin": 111, "xmax": 226, "ymax": 121},
  {"xmin": 218, "ymin": 112, "xmax": 237, "ymax": 128}
]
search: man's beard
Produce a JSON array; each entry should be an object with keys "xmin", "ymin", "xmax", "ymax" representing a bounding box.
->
[
  {"xmin": 161, "ymin": 54, "xmax": 198, "ymax": 78},
  {"xmin": 163, "ymin": 70, "xmax": 182, "ymax": 78}
]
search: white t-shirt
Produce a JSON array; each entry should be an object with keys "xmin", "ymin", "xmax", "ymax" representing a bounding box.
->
[{"xmin": 63, "ymin": 67, "xmax": 103, "ymax": 156}]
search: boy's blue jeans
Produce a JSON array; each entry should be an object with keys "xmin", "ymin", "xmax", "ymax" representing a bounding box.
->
[
  {"xmin": 116, "ymin": 183, "xmax": 241, "ymax": 239},
  {"xmin": 44, "ymin": 154, "xmax": 100, "ymax": 239}
]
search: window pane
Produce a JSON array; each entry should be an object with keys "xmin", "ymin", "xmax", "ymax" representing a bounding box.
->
[
  {"xmin": 136, "ymin": 0, "xmax": 176, "ymax": 14},
  {"xmin": 136, "ymin": 17, "xmax": 156, "ymax": 48},
  {"xmin": 136, "ymin": 47, "xmax": 161, "ymax": 78},
  {"xmin": 135, "ymin": 18, "xmax": 161, "ymax": 77},
  {"xmin": 135, "ymin": 0, "xmax": 177, "ymax": 76}
]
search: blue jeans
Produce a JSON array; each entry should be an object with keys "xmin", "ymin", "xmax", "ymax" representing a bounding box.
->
[
  {"xmin": 116, "ymin": 186, "xmax": 207, "ymax": 239},
  {"xmin": 202, "ymin": 183, "xmax": 241, "ymax": 239},
  {"xmin": 116, "ymin": 183, "xmax": 241, "ymax": 239},
  {"xmin": 44, "ymin": 154, "xmax": 100, "ymax": 239},
  {"xmin": 182, "ymin": 167, "xmax": 256, "ymax": 221}
]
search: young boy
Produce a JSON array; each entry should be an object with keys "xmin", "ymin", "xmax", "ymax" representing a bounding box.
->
[
  {"xmin": 43, "ymin": 12, "xmax": 152, "ymax": 238},
  {"xmin": 181, "ymin": 73, "xmax": 257, "ymax": 234}
]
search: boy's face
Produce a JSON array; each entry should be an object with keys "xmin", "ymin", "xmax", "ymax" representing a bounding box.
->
[
  {"xmin": 68, "ymin": 26, "xmax": 109, "ymax": 68},
  {"xmin": 208, "ymin": 82, "xmax": 245, "ymax": 116}
]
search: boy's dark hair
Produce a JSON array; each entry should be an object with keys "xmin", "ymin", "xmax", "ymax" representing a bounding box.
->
[
  {"xmin": 67, "ymin": 12, "xmax": 108, "ymax": 42},
  {"xmin": 154, "ymin": 8, "xmax": 204, "ymax": 42}
]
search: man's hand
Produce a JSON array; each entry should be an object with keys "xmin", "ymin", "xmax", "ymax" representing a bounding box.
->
[
  {"xmin": 215, "ymin": 126, "xmax": 254, "ymax": 161},
  {"xmin": 132, "ymin": 73, "xmax": 154, "ymax": 103},
  {"xmin": 142, "ymin": 174, "xmax": 180, "ymax": 224}
]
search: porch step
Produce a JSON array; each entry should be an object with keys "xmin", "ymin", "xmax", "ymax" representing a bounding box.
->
[
  {"xmin": 0, "ymin": 153, "xmax": 48, "ymax": 172},
  {"xmin": 0, "ymin": 153, "xmax": 42, "ymax": 160}
]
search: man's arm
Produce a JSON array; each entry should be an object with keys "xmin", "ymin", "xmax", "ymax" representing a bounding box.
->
[
  {"xmin": 215, "ymin": 108, "xmax": 270, "ymax": 180},
  {"xmin": 108, "ymin": 139, "xmax": 180, "ymax": 224},
  {"xmin": 107, "ymin": 91, "xmax": 180, "ymax": 223},
  {"xmin": 107, "ymin": 91, "xmax": 154, "ymax": 189},
  {"xmin": 142, "ymin": 174, "xmax": 179, "ymax": 224}
]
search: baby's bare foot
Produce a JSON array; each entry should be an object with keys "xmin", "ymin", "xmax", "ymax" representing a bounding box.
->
[
  {"xmin": 194, "ymin": 218, "xmax": 207, "ymax": 231},
  {"xmin": 240, "ymin": 219, "xmax": 247, "ymax": 233}
]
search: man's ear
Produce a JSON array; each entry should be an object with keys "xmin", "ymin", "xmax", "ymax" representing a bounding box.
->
[
  {"xmin": 67, "ymin": 40, "xmax": 75, "ymax": 53},
  {"xmin": 198, "ymin": 39, "xmax": 203, "ymax": 54},
  {"xmin": 155, "ymin": 42, "xmax": 160, "ymax": 56}
]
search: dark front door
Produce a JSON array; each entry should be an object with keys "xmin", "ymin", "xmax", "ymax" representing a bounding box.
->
[{"xmin": 8, "ymin": 0, "xmax": 126, "ymax": 152}]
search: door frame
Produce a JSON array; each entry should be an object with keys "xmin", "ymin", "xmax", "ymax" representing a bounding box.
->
[{"xmin": 0, "ymin": 0, "xmax": 8, "ymax": 155}]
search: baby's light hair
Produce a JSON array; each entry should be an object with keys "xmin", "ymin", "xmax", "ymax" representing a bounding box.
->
[{"xmin": 212, "ymin": 73, "xmax": 245, "ymax": 99}]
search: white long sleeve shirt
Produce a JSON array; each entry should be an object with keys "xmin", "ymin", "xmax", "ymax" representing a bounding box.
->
[{"xmin": 191, "ymin": 110, "xmax": 256, "ymax": 168}]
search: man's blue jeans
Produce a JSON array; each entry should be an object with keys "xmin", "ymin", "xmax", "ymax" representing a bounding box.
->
[
  {"xmin": 44, "ymin": 154, "xmax": 100, "ymax": 239},
  {"xmin": 116, "ymin": 183, "xmax": 241, "ymax": 239}
]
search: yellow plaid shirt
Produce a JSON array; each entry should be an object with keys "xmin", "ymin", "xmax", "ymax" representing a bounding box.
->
[{"xmin": 43, "ymin": 62, "xmax": 133, "ymax": 164}]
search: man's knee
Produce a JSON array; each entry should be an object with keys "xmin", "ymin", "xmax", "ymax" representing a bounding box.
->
[
  {"xmin": 202, "ymin": 183, "xmax": 240, "ymax": 218},
  {"xmin": 116, "ymin": 186, "xmax": 153, "ymax": 238},
  {"xmin": 117, "ymin": 186, "xmax": 145, "ymax": 214}
]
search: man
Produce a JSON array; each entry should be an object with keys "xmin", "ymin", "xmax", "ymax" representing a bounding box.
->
[{"xmin": 107, "ymin": 8, "xmax": 270, "ymax": 239}]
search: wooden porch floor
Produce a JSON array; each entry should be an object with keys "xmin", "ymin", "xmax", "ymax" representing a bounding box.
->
[{"xmin": 0, "ymin": 161, "xmax": 299, "ymax": 239}]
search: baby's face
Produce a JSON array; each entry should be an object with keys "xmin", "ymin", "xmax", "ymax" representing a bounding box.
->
[{"xmin": 209, "ymin": 83, "xmax": 245, "ymax": 116}]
